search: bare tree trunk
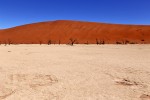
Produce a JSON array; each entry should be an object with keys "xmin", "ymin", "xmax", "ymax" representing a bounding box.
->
[
  {"xmin": 48, "ymin": 40, "xmax": 51, "ymax": 45},
  {"xmin": 69, "ymin": 38, "xmax": 76, "ymax": 46},
  {"xmin": 96, "ymin": 39, "xmax": 99, "ymax": 45},
  {"xmin": 39, "ymin": 41, "xmax": 42, "ymax": 45},
  {"xmin": 59, "ymin": 40, "xmax": 61, "ymax": 45},
  {"xmin": 85, "ymin": 41, "xmax": 89, "ymax": 45},
  {"xmin": 116, "ymin": 41, "xmax": 122, "ymax": 44},
  {"xmin": 8, "ymin": 39, "xmax": 12, "ymax": 45},
  {"xmin": 101, "ymin": 40, "xmax": 105, "ymax": 45}
]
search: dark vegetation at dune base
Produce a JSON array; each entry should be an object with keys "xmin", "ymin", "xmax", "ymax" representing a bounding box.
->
[{"xmin": 0, "ymin": 20, "xmax": 150, "ymax": 45}]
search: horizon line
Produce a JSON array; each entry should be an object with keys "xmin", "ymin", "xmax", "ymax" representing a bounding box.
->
[{"xmin": 1, "ymin": 19, "xmax": 150, "ymax": 30}]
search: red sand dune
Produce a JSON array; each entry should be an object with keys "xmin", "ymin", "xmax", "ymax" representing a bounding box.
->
[{"xmin": 0, "ymin": 20, "xmax": 150, "ymax": 44}]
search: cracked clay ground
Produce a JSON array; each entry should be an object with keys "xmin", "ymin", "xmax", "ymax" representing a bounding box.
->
[{"xmin": 0, "ymin": 44, "xmax": 150, "ymax": 100}]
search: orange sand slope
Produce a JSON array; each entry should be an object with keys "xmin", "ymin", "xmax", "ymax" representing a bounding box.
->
[{"xmin": 0, "ymin": 20, "xmax": 150, "ymax": 44}]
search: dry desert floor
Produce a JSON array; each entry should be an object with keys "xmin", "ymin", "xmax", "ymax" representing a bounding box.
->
[{"xmin": 0, "ymin": 44, "xmax": 150, "ymax": 100}]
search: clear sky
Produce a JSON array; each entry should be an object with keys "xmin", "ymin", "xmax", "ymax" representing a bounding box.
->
[{"xmin": 0, "ymin": 0, "xmax": 150, "ymax": 29}]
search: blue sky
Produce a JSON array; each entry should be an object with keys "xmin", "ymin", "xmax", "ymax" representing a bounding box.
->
[{"xmin": 0, "ymin": 0, "xmax": 150, "ymax": 29}]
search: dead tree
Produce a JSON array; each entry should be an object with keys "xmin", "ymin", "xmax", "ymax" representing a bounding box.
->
[
  {"xmin": 8, "ymin": 39, "xmax": 13, "ymax": 45},
  {"xmin": 116, "ymin": 41, "xmax": 122, "ymax": 44},
  {"xmin": 69, "ymin": 38, "xmax": 76, "ymax": 46},
  {"xmin": 101, "ymin": 40, "xmax": 105, "ymax": 45},
  {"xmin": 85, "ymin": 41, "xmax": 89, "ymax": 45},
  {"xmin": 96, "ymin": 39, "xmax": 100, "ymax": 45},
  {"xmin": 96, "ymin": 39, "xmax": 105, "ymax": 45},
  {"xmin": 39, "ymin": 41, "xmax": 42, "ymax": 45},
  {"xmin": 58, "ymin": 40, "xmax": 61, "ymax": 45},
  {"xmin": 48, "ymin": 40, "xmax": 51, "ymax": 45},
  {"xmin": 125, "ymin": 40, "xmax": 129, "ymax": 44}
]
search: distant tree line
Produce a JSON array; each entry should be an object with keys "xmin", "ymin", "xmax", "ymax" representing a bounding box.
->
[{"xmin": 0, "ymin": 38, "xmax": 146, "ymax": 46}]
